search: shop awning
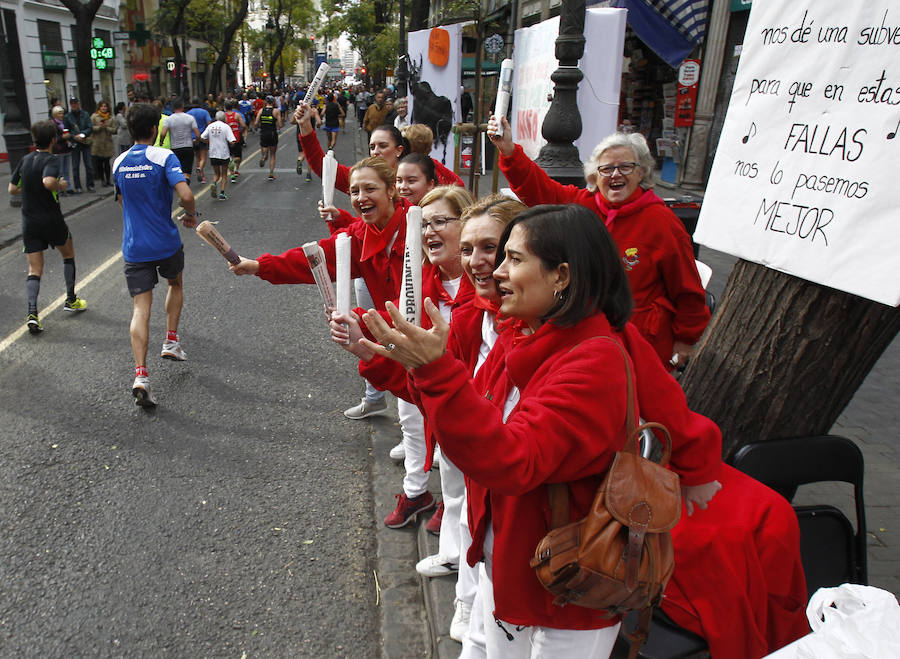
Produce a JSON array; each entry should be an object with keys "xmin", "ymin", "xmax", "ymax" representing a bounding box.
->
[
  {"xmin": 461, "ymin": 57, "xmax": 501, "ymax": 77},
  {"xmin": 601, "ymin": 0, "xmax": 708, "ymax": 68}
]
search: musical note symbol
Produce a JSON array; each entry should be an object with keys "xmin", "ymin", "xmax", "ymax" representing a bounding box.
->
[
  {"xmin": 888, "ymin": 118, "xmax": 900, "ymax": 139},
  {"xmin": 742, "ymin": 122, "xmax": 757, "ymax": 144}
]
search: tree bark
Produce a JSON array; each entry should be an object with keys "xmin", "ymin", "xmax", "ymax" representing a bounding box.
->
[
  {"xmin": 681, "ymin": 260, "xmax": 900, "ymax": 458},
  {"xmin": 60, "ymin": 0, "xmax": 104, "ymax": 113},
  {"xmin": 409, "ymin": 0, "xmax": 429, "ymax": 31},
  {"xmin": 210, "ymin": 0, "xmax": 248, "ymax": 93}
]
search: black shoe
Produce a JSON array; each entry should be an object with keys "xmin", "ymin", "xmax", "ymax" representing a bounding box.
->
[
  {"xmin": 72, "ymin": 188, "xmax": 83, "ymax": 194},
  {"xmin": 87, "ymin": 186, "xmax": 95, "ymax": 193}
]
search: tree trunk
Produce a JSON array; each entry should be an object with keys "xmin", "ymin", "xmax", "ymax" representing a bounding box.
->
[
  {"xmin": 681, "ymin": 260, "xmax": 900, "ymax": 458},
  {"xmin": 210, "ymin": 0, "xmax": 248, "ymax": 94},
  {"xmin": 409, "ymin": 0, "xmax": 429, "ymax": 31},
  {"xmin": 60, "ymin": 0, "xmax": 104, "ymax": 113}
]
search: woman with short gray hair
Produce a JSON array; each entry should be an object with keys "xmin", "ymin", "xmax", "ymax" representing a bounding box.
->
[{"xmin": 487, "ymin": 115, "xmax": 710, "ymax": 370}]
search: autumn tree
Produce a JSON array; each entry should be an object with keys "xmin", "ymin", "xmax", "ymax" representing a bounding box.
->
[{"xmin": 59, "ymin": 0, "xmax": 104, "ymax": 112}]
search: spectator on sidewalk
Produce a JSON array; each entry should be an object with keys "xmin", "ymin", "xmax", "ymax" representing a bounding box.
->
[
  {"xmin": 115, "ymin": 102, "xmax": 133, "ymax": 154},
  {"xmin": 64, "ymin": 97, "xmax": 95, "ymax": 193},
  {"xmin": 91, "ymin": 99, "xmax": 118, "ymax": 187},
  {"xmin": 362, "ymin": 91, "xmax": 390, "ymax": 139},
  {"xmin": 50, "ymin": 105, "xmax": 73, "ymax": 195}
]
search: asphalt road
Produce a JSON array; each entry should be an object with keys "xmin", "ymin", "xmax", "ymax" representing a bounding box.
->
[{"xmin": 0, "ymin": 125, "xmax": 382, "ymax": 656}]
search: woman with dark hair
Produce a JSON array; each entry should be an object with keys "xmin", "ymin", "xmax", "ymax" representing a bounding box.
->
[
  {"xmin": 395, "ymin": 153, "xmax": 437, "ymax": 206},
  {"xmin": 487, "ymin": 116, "xmax": 710, "ymax": 370},
  {"xmin": 114, "ymin": 102, "xmax": 132, "ymax": 154},
  {"xmin": 357, "ymin": 204, "xmax": 722, "ymax": 657},
  {"xmin": 91, "ymin": 99, "xmax": 118, "ymax": 187}
]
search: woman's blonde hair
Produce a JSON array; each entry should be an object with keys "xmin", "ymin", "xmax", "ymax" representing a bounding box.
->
[
  {"xmin": 51, "ymin": 105, "xmax": 64, "ymax": 118},
  {"xmin": 420, "ymin": 185, "xmax": 474, "ymax": 215},
  {"xmin": 403, "ymin": 124, "xmax": 434, "ymax": 155},
  {"xmin": 582, "ymin": 132, "xmax": 656, "ymax": 191},
  {"xmin": 350, "ymin": 156, "xmax": 397, "ymax": 199},
  {"xmin": 460, "ymin": 193, "xmax": 527, "ymax": 228}
]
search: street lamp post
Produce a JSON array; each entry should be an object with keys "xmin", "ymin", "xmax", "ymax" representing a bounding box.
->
[
  {"xmin": 534, "ymin": 0, "xmax": 586, "ymax": 185},
  {"xmin": 265, "ymin": 16, "xmax": 275, "ymax": 93},
  {"xmin": 396, "ymin": 0, "xmax": 408, "ymax": 98}
]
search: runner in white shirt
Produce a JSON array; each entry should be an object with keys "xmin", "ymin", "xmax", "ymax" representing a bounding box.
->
[
  {"xmin": 200, "ymin": 111, "xmax": 236, "ymax": 200},
  {"xmin": 158, "ymin": 98, "xmax": 200, "ymax": 184}
]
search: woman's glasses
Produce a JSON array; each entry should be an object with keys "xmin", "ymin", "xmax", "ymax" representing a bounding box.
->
[
  {"xmin": 597, "ymin": 162, "xmax": 638, "ymax": 177},
  {"xmin": 421, "ymin": 216, "xmax": 459, "ymax": 232}
]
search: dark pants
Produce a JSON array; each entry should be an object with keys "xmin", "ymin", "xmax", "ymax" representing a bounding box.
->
[
  {"xmin": 71, "ymin": 144, "xmax": 94, "ymax": 190},
  {"xmin": 92, "ymin": 156, "xmax": 111, "ymax": 185}
]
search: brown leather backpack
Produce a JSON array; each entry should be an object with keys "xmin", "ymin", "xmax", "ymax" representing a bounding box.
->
[{"xmin": 530, "ymin": 337, "xmax": 681, "ymax": 658}]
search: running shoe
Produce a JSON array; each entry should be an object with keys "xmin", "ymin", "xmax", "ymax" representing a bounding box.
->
[
  {"xmin": 210, "ymin": 182, "xmax": 217, "ymax": 199},
  {"xmin": 64, "ymin": 297, "xmax": 87, "ymax": 312},
  {"xmin": 296, "ymin": 161, "xmax": 303, "ymax": 175},
  {"xmin": 415, "ymin": 552, "xmax": 458, "ymax": 577},
  {"xmin": 132, "ymin": 375, "xmax": 157, "ymax": 408},
  {"xmin": 344, "ymin": 397, "xmax": 388, "ymax": 420},
  {"xmin": 230, "ymin": 175, "xmax": 237, "ymax": 183},
  {"xmin": 305, "ymin": 172, "xmax": 312, "ymax": 182},
  {"xmin": 384, "ymin": 491, "xmax": 436, "ymax": 529},
  {"xmin": 259, "ymin": 157, "xmax": 265, "ymax": 168},
  {"xmin": 267, "ymin": 173, "xmax": 276, "ymax": 181},
  {"xmin": 26, "ymin": 314, "xmax": 43, "ymax": 334},
  {"xmin": 161, "ymin": 340, "xmax": 187, "ymax": 361},
  {"xmin": 218, "ymin": 191, "xmax": 227, "ymax": 200}
]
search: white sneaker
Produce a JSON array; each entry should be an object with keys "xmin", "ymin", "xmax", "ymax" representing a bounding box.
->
[
  {"xmin": 415, "ymin": 553, "xmax": 458, "ymax": 577},
  {"xmin": 161, "ymin": 340, "xmax": 187, "ymax": 361},
  {"xmin": 450, "ymin": 598, "xmax": 472, "ymax": 642},
  {"xmin": 389, "ymin": 442, "xmax": 405, "ymax": 460},
  {"xmin": 132, "ymin": 375, "xmax": 157, "ymax": 408},
  {"xmin": 343, "ymin": 397, "xmax": 388, "ymax": 420}
]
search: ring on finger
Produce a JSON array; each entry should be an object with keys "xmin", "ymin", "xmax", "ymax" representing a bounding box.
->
[{"xmin": 385, "ymin": 343, "xmax": 396, "ymax": 352}]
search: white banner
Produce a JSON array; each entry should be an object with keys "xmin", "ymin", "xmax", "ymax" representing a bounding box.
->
[
  {"xmin": 694, "ymin": 0, "xmax": 900, "ymax": 306},
  {"xmin": 408, "ymin": 25, "xmax": 463, "ymax": 169},
  {"xmin": 511, "ymin": 8, "xmax": 626, "ymax": 161}
]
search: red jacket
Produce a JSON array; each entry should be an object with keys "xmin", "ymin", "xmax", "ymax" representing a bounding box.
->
[
  {"xmin": 301, "ymin": 130, "xmax": 351, "ymax": 195},
  {"xmin": 256, "ymin": 199, "xmax": 410, "ymax": 309},
  {"xmin": 409, "ymin": 312, "xmax": 721, "ymax": 628},
  {"xmin": 433, "ymin": 158, "xmax": 465, "ymax": 187},
  {"xmin": 499, "ymin": 144, "xmax": 710, "ymax": 363}
]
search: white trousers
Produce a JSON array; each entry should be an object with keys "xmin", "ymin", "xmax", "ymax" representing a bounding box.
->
[
  {"xmin": 438, "ymin": 450, "xmax": 466, "ymax": 563},
  {"xmin": 456, "ymin": 488, "xmax": 479, "ymax": 605},
  {"xmin": 398, "ymin": 398, "xmax": 430, "ymax": 497},
  {"xmin": 460, "ymin": 558, "xmax": 620, "ymax": 659}
]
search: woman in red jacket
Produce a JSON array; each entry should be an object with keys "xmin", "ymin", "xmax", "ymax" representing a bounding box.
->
[
  {"xmin": 487, "ymin": 116, "xmax": 709, "ymax": 370},
  {"xmin": 358, "ymin": 204, "xmax": 721, "ymax": 657},
  {"xmin": 228, "ymin": 156, "xmax": 409, "ymax": 313}
]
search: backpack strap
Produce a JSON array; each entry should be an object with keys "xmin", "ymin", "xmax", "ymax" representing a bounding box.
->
[{"xmin": 546, "ymin": 335, "xmax": 636, "ymax": 530}]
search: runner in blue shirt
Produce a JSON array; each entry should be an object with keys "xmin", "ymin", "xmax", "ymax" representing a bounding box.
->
[
  {"xmin": 112, "ymin": 103, "xmax": 198, "ymax": 408},
  {"xmin": 187, "ymin": 98, "xmax": 212, "ymax": 183}
]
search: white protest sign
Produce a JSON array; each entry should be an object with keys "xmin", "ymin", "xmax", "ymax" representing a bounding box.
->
[
  {"xmin": 694, "ymin": 0, "xmax": 900, "ymax": 306},
  {"xmin": 511, "ymin": 8, "xmax": 625, "ymax": 161}
]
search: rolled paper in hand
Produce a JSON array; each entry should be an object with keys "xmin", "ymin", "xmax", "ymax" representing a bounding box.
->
[
  {"xmin": 322, "ymin": 150, "xmax": 338, "ymax": 208},
  {"xmin": 398, "ymin": 206, "xmax": 423, "ymax": 326},
  {"xmin": 196, "ymin": 221, "xmax": 240, "ymax": 265},
  {"xmin": 493, "ymin": 59, "xmax": 515, "ymax": 138},
  {"xmin": 302, "ymin": 241, "xmax": 337, "ymax": 310},
  {"xmin": 335, "ymin": 232, "xmax": 352, "ymax": 342},
  {"xmin": 304, "ymin": 63, "xmax": 330, "ymax": 105}
]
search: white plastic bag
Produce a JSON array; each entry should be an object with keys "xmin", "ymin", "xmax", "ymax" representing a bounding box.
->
[{"xmin": 796, "ymin": 584, "xmax": 900, "ymax": 658}]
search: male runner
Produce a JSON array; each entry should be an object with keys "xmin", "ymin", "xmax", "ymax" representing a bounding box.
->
[
  {"xmin": 187, "ymin": 99, "xmax": 211, "ymax": 183},
  {"xmin": 112, "ymin": 103, "xmax": 197, "ymax": 408},
  {"xmin": 201, "ymin": 111, "xmax": 237, "ymax": 200},
  {"xmin": 253, "ymin": 95, "xmax": 282, "ymax": 180},
  {"xmin": 223, "ymin": 99, "xmax": 247, "ymax": 183},
  {"xmin": 8, "ymin": 120, "xmax": 87, "ymax": 333},
  {"xmin": 159, "ymin": 97, "xmax": 200, "ymax": 184}
]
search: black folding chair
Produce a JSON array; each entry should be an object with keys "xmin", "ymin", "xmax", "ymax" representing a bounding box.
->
[{"xmin": 729, "ymin": 434, "xmax": 868, "ymax": 594}]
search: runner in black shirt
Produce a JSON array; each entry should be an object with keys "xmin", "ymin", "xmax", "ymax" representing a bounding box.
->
[
  {"xmin": 8, "ymin": 121, "xmax": 87, "ymax": 333},
  {"xmin": 253, "ymin": 95, "xmax": 282, "ymax": 180}
]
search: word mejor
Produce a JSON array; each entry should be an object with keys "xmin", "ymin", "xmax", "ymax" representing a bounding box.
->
[{"xmin": 760, "ymin": 9, "xmax": 900, "ymax": 46}]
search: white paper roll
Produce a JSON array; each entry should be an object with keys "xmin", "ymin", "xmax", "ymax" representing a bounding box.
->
[
  {"xmin": 304, "ymin": 63, "xmax": 330, "ymax": 105},
  {"xmin": 493, "ymin": 59, "xmax": 515, "ymax": 138},
  {"xmin": 335, "ymin": 232, "xmax": 352, "ymax": 343},
  {"xmin": 399, "ymin": 206, "xmax": 423, "ymax": 327},
  {"xmin": 302, "ymin": 241, "xmax": 337, "ymax": 311},
  {"xmin": 322, "ymin": 150, "xmax": 338, "ymax": 208}
]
